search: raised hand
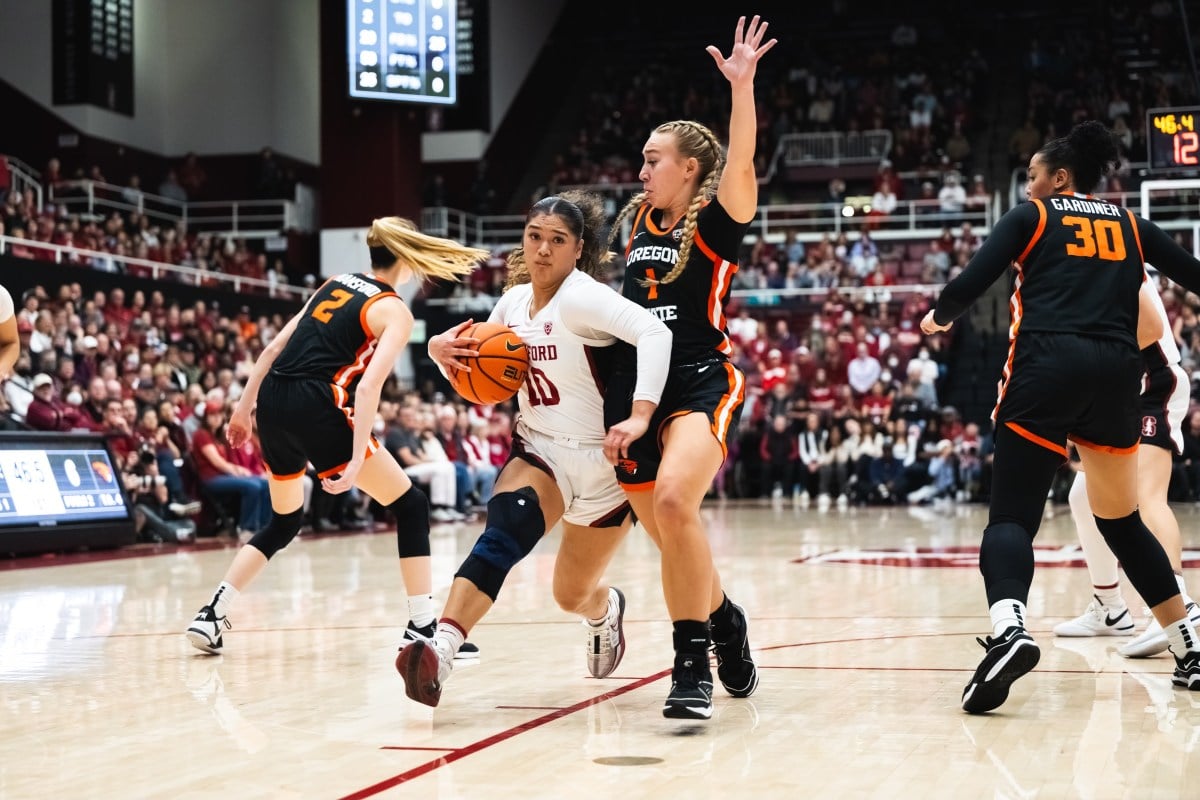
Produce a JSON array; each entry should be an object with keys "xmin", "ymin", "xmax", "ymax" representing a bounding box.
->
[{"xmin": 705, "ymin": 15, "xmax": 777, "ymax": 86}]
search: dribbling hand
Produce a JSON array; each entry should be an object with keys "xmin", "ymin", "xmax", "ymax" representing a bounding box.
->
[{"xmin": 429, "ymin": 319, "xmax": 481, "ymax": 373}]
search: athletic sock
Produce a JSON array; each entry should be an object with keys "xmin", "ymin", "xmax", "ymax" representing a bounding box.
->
[
  {"xmin": 1093, "ymin": 582, "xmax": 1124, "ymax": 609},
  {"xmin": 989, "ymin": 598, "xmax": 1027, "ymax": 638},
  {"xmin": 435, "ymin": 618, "xmax": 466, "ymax": 657},
  {"xmin": 408, "ymin": 593, "xmax": 435, "ymax": 628},
  {"xmin": 1166, "ymin": 617, "xmax": 1200, "ymax": 658},
  {"xmin": 211, "ymin": 581, "xmax": 239, "ymax": 618}
]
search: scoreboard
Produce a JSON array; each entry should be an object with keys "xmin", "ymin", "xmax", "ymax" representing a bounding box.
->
[
  {"xmin": 0, "ymin": 432, "xmax": 134, "ymax": 555},
  {"xmin": 348, "ymin": 0, "xmax": 458, "ymax": 104},
  {"xmin": 1147, "ymin": 106, "xmax": 1200, "ymax": 172}
]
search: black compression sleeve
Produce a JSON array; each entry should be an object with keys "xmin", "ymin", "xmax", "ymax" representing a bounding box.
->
[
  {"xmin": 932, "ymin": 205, "xmax": 1034, "ymax": 326},
  {"xmin": 1138, "ymin": 217, "xmax": 1200, "ymax": 295}
]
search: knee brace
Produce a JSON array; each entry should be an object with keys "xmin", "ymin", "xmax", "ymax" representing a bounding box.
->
[
  {"xmin": 455, "ymin": 487, "xmax": 544, "ymax": 601},
  {"xmin": 391, "ymin": 484, "xmax": 431, "ymax": 559},
  {"xmin": 1095, "ymin": 511, "xmax": 1178, "ymax": 607},
  {"xmin": 247, "ymin": 507, "xmax": 305, "ymax": 560},
  {"xmin": 979, "ymin": 522, "xmax": 1034, "ymax": 607}
]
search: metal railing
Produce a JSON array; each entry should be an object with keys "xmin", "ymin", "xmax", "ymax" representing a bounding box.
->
[
  {"xmin": 422, "ymin": 194, "xmax": 996, "ymax": 249},
  {"xmin": 47, "ymin": 180, "xmax": 297, "ymax": 238},
  {"xmin": 2, "ymin": 155, "xmax": 43, "ymax": 213},
  {"xmin": 772, "ymin": 130, "xmax": 895, "ymax": 169},
  {"xmin": 0, "ymin": 234, "xmax": 311, "ymax": 300}
]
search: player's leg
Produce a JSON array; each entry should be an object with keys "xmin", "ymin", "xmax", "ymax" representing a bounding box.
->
[
  {"xmin": 1120, "ymin": 443, "xmax": 1200, "ymax": 656},
  {"xmin": 1054, "ymin": 468, "xmax": 1134, "ymax": 637},
  {"xmin": 1078, "ymin": 446, "xmax": 1200, "ymax": 689},
  {"xmin": 186, "ymin": 473, "xmax": 305, "ymax": 654},
  {"xmin": 396, "ymin": 458, "xmax": 563, "ymax": 706},
  {"xmin": 555, "ymin": 513, "xmax": 631, "ymax": 679}
]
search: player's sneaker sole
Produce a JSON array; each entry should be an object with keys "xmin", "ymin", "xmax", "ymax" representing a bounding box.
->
[
  {"xmin": 962, "ymin": 629, "xmax": 1041, "ymax": 714},
  {"xmin": 1120, "ymin": 602, "xmax": 1200, "ymax": 659},
  {"xmin": 396, "ymin": 640, "xmax": 444, "ymax": 707}
]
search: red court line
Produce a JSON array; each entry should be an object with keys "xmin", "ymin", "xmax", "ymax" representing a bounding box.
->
[{"xmin": 338, "ymin": 672, "xmax": 670, "ymax": 800}]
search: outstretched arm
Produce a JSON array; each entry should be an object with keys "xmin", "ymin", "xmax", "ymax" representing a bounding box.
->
[{"xmin": 712, "ymin": 15, "xmax": 777, "ymax": 223}]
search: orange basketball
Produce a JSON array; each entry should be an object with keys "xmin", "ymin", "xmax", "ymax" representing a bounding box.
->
[{"xmin": 448, "ymin": 321, "xmax": 528, "ymax": 405}]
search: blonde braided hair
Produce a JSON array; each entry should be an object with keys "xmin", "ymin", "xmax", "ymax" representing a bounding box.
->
[{"xmin": 606, "ymin": 120, "xmax": 725, "ymax": 287}]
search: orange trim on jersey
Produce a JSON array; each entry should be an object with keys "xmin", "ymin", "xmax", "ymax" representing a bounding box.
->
[
  {"xmin": 714, "ymin": 361, "xmax": 746, "ymax": 460},
  {"xmin": 1124, "ymin": 208, "xmax": 1145, "ymax": 263},
  {"xmin": 693, "ymin": 231, "xmax": 737, "ymax": 356},
  {"xmin": 642, "ymin": 203, "xmax": 686, "ymax": 237},
  {"xmin": 1070, "ymin": 435, "xmax": 1139, "ymax": 455},
  {"xmin": 266, "ymin": 468, "xmax": 307, "ymax": 481},
  {"xmin": 617, "ymin": 480, "xmax": 656, "ymax": 492},
  {"xmin": 1004, "ymin": 421, "xmax": 1068, "ymax": 458},
  {"xmin": 357, "ymin": 290, "xmax": 396, "ymax": 338},
  {"xmin": 316, "ymin": 439, "xmax": 381, "ymax": 479},
  {"xmin": 991, "ymin": 263, "xmax": 1026, "ymax": 423},
  {"xmin": 625, "ymin": 204, "xmax": 652, "ymax": 257},
  {"xmin": 1016, "ymin": 199, "xmax": 1047, "ymax": 265}
]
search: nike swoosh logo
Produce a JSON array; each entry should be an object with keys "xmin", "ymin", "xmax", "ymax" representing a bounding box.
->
[
  {"xmin": 505, "ymin": 341, "xmax": 525, "ymax": 352},
  {"xmin": 697, "ymin": 366, "xmax": 710, "ymax": 373},
  {"xmin": 1106, "ymin": 610, "xmax": 1128, "ymax": 626}
]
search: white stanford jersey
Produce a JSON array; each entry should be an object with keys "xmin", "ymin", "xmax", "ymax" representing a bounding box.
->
[
  {"xmin": 490, "ymin": 270, "xmax": 670, "ymax": 446},
  {"xmin": 1141, "ymin": 275, "xmax": 1181, "ymax": 367}
]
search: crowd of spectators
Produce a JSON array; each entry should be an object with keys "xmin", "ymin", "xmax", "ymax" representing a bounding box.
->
[
  {"xmin": 1, "ymin": 183, "xmax": 300, "ymax": 298},
  {"xmin": 1, "ymin": 282, "xmax": 512, "ymax": 543}
]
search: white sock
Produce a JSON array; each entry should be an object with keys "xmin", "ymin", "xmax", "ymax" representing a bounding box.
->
[
  {"xmin": 435, "ymin": 619, "xmax": 466, "ymax": 657},
  {"xmin": 408, "ymin": 594, "xmax": 435, "ymax": 628},
  {"xmin": 1068, "ymin": 472, "xmax": 1121, "ymax": 587},
  {"xmin": 1176, "ymin": 573, "xmax": 1194, "ymax": 608},
  {"xmin": 1093, "ymin": 583, "xmax": 1124, "ymax": 609},
  {"xmin": 990, "ymin": 599, "xmax": 1027, "ymax": 638},
  {"xmin": 1165, "ymin": 617, "xmax": 1200, "ymax": 658},
  {"xmin": 211, "ymin": 581, "xmax": 239, "ymax": 619}
]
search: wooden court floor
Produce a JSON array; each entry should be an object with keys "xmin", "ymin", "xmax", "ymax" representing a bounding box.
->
[{"xmin": 3, "ymin": 499, "xmax": 1200, "ymax": 799}]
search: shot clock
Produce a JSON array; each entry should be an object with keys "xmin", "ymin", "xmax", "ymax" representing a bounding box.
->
[{"xmin": 1147, "ymin": 106, "xmax": 1200, "ymax": 172}]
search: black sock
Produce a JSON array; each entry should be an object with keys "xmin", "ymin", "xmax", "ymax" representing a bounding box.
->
[{"xmin": 672, "ymin": 619, "xmax": 711, "ymax": 657}]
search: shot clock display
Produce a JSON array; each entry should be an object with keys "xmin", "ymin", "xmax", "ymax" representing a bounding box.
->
[
  {"xmin": 1147, "ymin": 106, "xmax": 1200, "ymax": 172},
  {"xmin": 0, "ymin": 431, "xmax": 135, "ymax": 555}
]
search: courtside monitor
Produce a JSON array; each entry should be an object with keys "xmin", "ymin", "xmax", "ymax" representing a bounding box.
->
[{"xmin": 0, "ymin": 431, "xmax": 136, "ymax": 555}]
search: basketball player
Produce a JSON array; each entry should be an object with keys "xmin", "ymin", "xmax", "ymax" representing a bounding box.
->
[
  {"xmin": 1054, "ymin": 277, "xmax": 1200, "ymax": 653},
  {"xmin": 920, "ymin": 120, "xmax": 1200, "ymax": 713},
  {"xmin": 601, "ymin": 15, "xmax": 775, "ymax": 719},
  {"xmin": 396, "ymin": 190, "xmax": 672, "ymax": 708},
  {"xmin": 185, "ymin": 218, "xmax": 488, "ymax": 658},
  {"xmin": 0, "ymin": 284, "xmax": 18, "ymax": 380}
]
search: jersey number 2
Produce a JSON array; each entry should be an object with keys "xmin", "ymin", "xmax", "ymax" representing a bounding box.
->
[
  {"xmin": 311, "ymin": 289, "xmax": 354, "ymax": 323},
  {"xmin": 1062, "ymin": 216, "xmax": 1127, "ymax": 261}
]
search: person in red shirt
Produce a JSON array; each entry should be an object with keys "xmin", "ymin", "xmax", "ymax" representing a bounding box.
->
[{"xmin": 25, "ymin": 373, "xmax": 88, "ymax": 432}]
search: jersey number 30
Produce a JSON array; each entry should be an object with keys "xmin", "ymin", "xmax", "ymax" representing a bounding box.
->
[{"xmin": 1062, "ymin": 216, "xmax": 1127, "ymax": 261}]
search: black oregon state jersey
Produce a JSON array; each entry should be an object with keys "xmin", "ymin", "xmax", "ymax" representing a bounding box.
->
[
  {"xmin": 271, "ymin": 272, "xmax": 398, "ymax": 392},
  {"xmin": 617, "ymin": 198, "xmax": 748, "ymax": 367},
  {"xmin": 935, "ymin": 192, "xmax": 1200, "ymax": 343}
]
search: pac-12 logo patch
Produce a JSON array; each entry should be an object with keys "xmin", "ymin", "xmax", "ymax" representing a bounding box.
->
[
  {"xmin": 1142, "ymin": 415, "xmax": 1157, "ymax": 438},
  {"xmin": 544, "ymin": 322, "xmax": 553, "ymax": 335}
]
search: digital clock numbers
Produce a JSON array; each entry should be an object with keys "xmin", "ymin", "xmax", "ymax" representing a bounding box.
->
[{"xmin": 1148, "ymin": 106, "xmax": 1200, "ymax": 171}]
